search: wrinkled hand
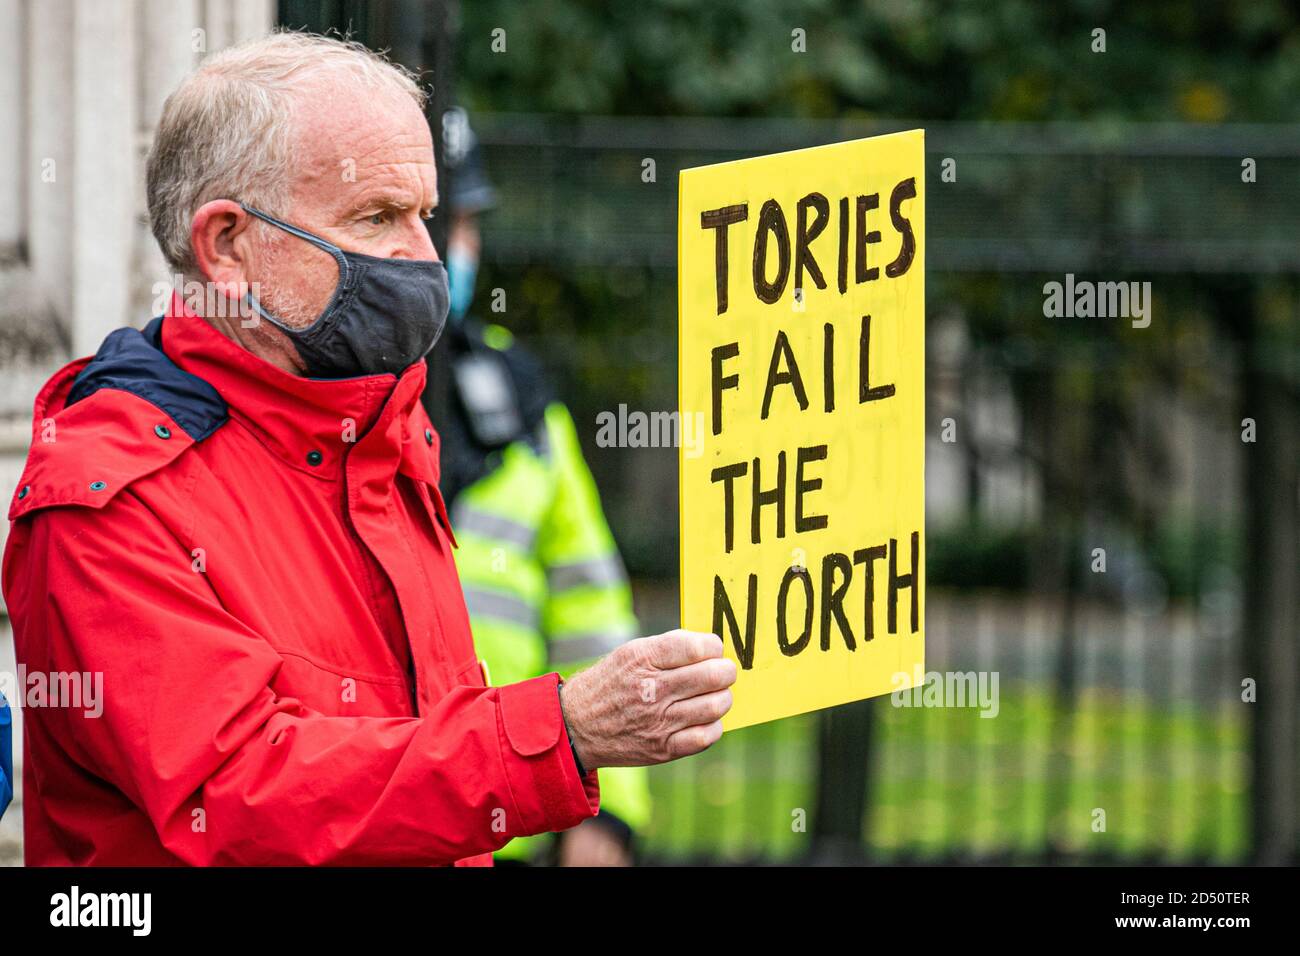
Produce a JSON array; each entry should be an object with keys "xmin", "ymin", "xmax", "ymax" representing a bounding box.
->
[{"xmin": 559, "ymin": 629, "xmax": 736, "ymax": 770}]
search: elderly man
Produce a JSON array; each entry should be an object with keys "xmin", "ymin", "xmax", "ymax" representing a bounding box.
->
[{"xmin": 1, "ymin": 32, "xmax": 734, "ymax": 866}]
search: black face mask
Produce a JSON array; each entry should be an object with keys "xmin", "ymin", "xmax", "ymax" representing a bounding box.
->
[{"xmin": 240, "ymin": 203, "xmax": 449, "ymax": 379}]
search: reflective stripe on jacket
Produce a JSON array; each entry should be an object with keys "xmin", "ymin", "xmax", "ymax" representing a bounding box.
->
[{"xmin": 2, "ymin": 293, "xmax": 598, "ymax": 866}]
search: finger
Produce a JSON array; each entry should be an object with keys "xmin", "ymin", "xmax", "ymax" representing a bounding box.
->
[
  {"xmin": 664, "ymin": 687, "xmax": 733, "ymax": 729},
  {"xmin": 666, "ymin": 719, "xmax": 724, "ymax": 760},
  {"xmin": 641, "ymin": 629, "xmax": 724, "ymax": 670},
  {"xmin": 653, "ymin": 656, "xmax": 737, "ymax": 701}
]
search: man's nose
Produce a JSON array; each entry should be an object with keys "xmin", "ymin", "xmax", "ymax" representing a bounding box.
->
[{"xmin": 387, "ymin": 217, "xmax": 440, "ymax": 262}]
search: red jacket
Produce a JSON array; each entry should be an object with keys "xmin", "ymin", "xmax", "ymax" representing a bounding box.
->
[{"xmin": 3, "ymin": 293, "xmax": 599, "ymax": 865}]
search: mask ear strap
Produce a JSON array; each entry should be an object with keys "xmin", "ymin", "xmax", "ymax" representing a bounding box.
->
[{"xmin": 239, "ymin": 202, "xmax": 351, "ymax": 285}]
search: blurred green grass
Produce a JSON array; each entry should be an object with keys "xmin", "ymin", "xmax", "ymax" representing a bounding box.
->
[{"xmin": 643, "ymin": 681, "xmax": 1247, "ymax": 863}]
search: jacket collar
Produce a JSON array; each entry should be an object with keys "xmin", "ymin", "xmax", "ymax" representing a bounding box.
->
[{"xmin": 161, "ymin": 291, "xmax": 439, "ymax": 484}]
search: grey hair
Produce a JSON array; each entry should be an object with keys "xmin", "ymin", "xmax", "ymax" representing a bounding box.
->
[{"xmin": 146, "ymin": 30, "xmax": 427, "ymax": 277}]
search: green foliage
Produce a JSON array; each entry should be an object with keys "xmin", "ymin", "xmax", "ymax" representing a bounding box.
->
[
  {"xmin": 459, "ymin": 0, "xmax": 1300, "ymax": 122},
  {"xmin": 927, "ymin": 516, "xmax": 1241, "ymax": 598},
  {"xmin": 929, "ymin": 521, "xmax": 1032, "ymax": 590}
]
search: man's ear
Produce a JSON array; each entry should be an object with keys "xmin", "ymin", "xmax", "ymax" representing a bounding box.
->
[{"xmin": 190, "ymin": 200, "xmax": 258, "ymax": 306}]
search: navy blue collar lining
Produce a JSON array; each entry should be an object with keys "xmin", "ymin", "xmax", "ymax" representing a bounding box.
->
[{"xmin": 67, "ymin": 317, "xmax": 229, "ymax": 441}]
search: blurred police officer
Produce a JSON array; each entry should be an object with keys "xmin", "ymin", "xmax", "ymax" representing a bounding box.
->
[{"xmin": 425, "ymin": 109, "xmax": 650, "ymax": 865}]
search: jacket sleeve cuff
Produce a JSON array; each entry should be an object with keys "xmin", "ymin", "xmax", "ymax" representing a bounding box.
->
[{"xmin": 495, "ymin": 672, "xmax": 599, "ymax": 836}]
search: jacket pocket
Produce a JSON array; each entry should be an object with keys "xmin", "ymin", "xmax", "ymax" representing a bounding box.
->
[{"xmin": 455, "ymin": 658, "xmax": 487, "ymax": 689}]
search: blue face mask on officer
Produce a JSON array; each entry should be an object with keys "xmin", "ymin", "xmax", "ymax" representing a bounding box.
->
[
  {"xmin": 240, "ymin": 203, "xmax": 450, "ymax": 379},
  {"xmin": 446, "ymin": 244, "xmax": 478, "ymax": 323}
]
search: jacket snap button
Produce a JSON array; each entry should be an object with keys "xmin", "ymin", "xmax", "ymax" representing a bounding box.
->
[
  {"xmin": 424, "ymin": 428, "xmax": 434, "ymax": 445},
  {"xmin": 89, "ymin": 481, "xmax": 107, "ymax": 492},
  {"xmin": 154, "ymin": 424, "xmax": 171, "ymax": 439},
  {"xmin": 306, "ymin": 450, "xmax": 323, "ymax": 466},
  {"xmin": 17, "ymin": 485, "xmax": 30, "ymax": 499}
]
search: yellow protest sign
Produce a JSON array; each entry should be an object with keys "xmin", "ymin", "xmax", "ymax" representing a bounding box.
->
[{"xmin": 678, "ymin": 131, "xmax": 926, "ymax": 730}]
